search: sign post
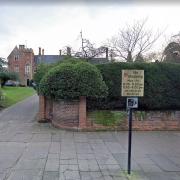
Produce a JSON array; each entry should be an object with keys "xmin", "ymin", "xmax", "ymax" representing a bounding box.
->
[
  {"xmin": 127, "ymin": 107, "xmax": 132, "ymax": 175},
  {"xmin": 121, "ymin": 70, "xmax": 144, "ymax": 175}
]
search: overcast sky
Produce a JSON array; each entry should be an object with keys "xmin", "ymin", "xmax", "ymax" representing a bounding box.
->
[{"xmin": 1, "ymin": 2, "xmax": 180, "ymax": 58}]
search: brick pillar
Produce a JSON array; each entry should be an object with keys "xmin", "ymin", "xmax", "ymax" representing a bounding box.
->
[
  {"xmin": 46, "ymin": 98, "xmax": 53, "ymax": 121},
  {"xmin": 79, "ymin": 96, "xmax": 87, "ymax": 129},
  {"xmin": 38, "ymin": 95, "xmax": 47, "ymax": 123}
]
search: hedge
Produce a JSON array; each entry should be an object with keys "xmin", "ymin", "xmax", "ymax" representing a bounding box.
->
[
  {"xmin": 39, "ymin": 60, "xmax": 108, "ymax": 100},
  {"xmin": 87, "ymin": 62, "xmax": 180, "ymax": 110},
  {"xmin": 33, "ymin": 57, "xmax": 82, "ymax": 92}
]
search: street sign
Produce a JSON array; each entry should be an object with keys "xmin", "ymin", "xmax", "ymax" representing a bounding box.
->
[
  {"xmin": 127, "ymin": 97, "xmax": 138, "ymax": 108},
  {"xmin": 121, "ymin": 69, "xmax": 144, "ymax": 174},
  {"xmin": 122, "ymin": 70, "xmax": 144, "ymax": 97}
]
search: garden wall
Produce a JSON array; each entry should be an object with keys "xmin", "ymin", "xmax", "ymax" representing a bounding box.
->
[
  {"xmin": 52, "ymin": 100, "xmax": 79, "ymax": 128},
  {"xmin": 38, "ymin": 96, "xmax": 88, "ymax": 130},
  {"xmin": 38, "ymin": 96, "xmax": 180, "ymax": 131},
  {"xmin": 87, "ymin": 111, "xmax": 180, "ymax": 131}
]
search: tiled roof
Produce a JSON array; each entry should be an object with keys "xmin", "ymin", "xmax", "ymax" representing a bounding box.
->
[
  {"xmin": 7, "ymin": 46, "xmax": 33, "ymax": 59},
  {"xmin": 34, "ymin": 55, "xmax": 65, "ymax": 64},
  {"xmin": 34, "ymin": 55, "xmax": 109, "ymax": 65}
]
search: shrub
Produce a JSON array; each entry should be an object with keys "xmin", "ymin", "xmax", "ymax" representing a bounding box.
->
[
  {"xmin": 33, "ymin": 57, "xmax": 86, "ymax": 92},
  {"xmin": 87, "ymin": 62, "xmax": 180, "ymax": 110},
  {"xmin": 0, "ymin": 71, "xmax": 19, "ymax": 87},
  {"xmin": 39, "ymin": 60, "xmax": 108, "ymax": 100},
  {"xmin": 33, "ymin": 63, "xmax": 54, "ymax": 92}
]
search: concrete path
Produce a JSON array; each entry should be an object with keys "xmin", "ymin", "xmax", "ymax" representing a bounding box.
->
[{"xmin": 0, "ymin": 95, "xmax": 180, "ymax": 180}]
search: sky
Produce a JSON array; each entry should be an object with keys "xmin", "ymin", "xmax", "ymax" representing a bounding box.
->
[{"xmin": 1, "ymin": 1, "xmax": 180, "ymax": 58}]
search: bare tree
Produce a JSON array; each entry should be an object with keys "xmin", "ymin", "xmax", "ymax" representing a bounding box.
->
[
  {"xmin": 74, "ymin": 31, "xmax": 107, "ymax": 60},
  {"xmin": 106, "ymin": 18, "xmax": 163, "ymax": 62},
  {"xmin": 142, "ymin": 52, "xmax": 164, "ymax": 62}
]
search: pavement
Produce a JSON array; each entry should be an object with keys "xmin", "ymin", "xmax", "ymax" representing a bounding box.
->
[{"xmin": 0, "ymin": 95, "xmax": 180, "ymax": 180}]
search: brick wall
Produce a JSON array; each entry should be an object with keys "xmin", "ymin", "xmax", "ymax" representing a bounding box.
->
[
  {"xmin": 38, "ymin": 96, "xmax": 89, "ymax": 129},
  {"xmin": 79, "ymin": 96, "xmax": 87, "ymax": 129},
  {"xmin": 45, "ymin": 98, "xmax": 53, "ymax": 121},
  {"xmin": 38, "ymin": 95, "xmax": 47, "ymax": 122},
  {"xmin": 87, "ymin": 111, "xmax": 180, "ymax": 131},
  {"xmin": 51, "ymin": 99, "xmax": 79, "ymax": 128},
  {"xmin": 131, "ymin": 111, "xmax": 180, "ymax": 130},
  {"xmin": 38, "ymin": 95, "xmax": 180, "ymax": 131}
]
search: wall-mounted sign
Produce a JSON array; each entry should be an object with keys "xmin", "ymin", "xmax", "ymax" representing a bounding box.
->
[{"xmin": 121, "ymin": 70, "xmax": 144, "ymax": 97}]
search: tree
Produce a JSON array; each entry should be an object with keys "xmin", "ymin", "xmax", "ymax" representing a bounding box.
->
[
  {"xmin": 74, "ymin": 31, "xmax": 107, "ymax": 60},
  {"xmin": 142, "ymin": 52, "xmax": 164, "ymax": 62},
  {"xmin": 0, "ymin": 58, "xmax": 8, "ymax": 88},
  {"xmin": 106, "ymin": 19, "xmax": 162, "ymax": 62},
  {"xmin": 163, "ymin": 42, "xmax": 180, "ymax": 63},
  {"xmin": 134, "ymin": 53, "xmax": 145, "ymax": 62},
  {"xmin": 0, "ymin": 57, "xmax": 7, "ymax": 72}
]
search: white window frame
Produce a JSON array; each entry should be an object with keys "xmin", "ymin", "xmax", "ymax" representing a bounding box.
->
[
  {"xmin": 25, "ymin": 64, "xmax": 31, "ymax": 75},
  {"xmin": 14, "ymin": 55, "xmax": 19, "ymax": 61},
  {"xmin": 14, "ymin": 65, "xmax": 19, "ymax": 72}
]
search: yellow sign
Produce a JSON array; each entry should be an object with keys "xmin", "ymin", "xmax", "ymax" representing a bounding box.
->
[{"xmin": 121, "ymin": 70, "xmax": 144, "ymax": 97}]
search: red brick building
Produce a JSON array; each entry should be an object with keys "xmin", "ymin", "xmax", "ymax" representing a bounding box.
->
[
  {"xmin": 8, "ymin": 45, "xmax": 109, "ymax": 86},
  {"xmin": 8, "ymin": 45, "xmax": 66, "ymax": 85},
  {"xmin": 8, "ymin": 45, "xmax": 35, "ymax": 86}
]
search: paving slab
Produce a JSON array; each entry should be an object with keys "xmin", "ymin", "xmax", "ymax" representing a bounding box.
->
[{"xmin": 0, "ymin": 95, "xmax": 179, "ymax": 179}]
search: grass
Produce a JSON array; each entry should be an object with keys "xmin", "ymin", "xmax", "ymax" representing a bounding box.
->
[
  {"xmin": 88, "ymin": 110, "xmax": 127, "ymax": 126},
  {"xmin": 0, "ymin": 86, "xmax": 36, "ymax": 108}
]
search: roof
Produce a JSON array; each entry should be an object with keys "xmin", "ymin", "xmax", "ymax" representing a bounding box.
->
[
  {"xmin": 7, "ymin": 46, "xmax": 33, "ymax": 59},
  {"xmin": 34, "ymin": 55, "xmax": 65, "ymax": 64},
  {"xmin": 35, "ymin": 55, "xmax": 109, "ymax": 65}
]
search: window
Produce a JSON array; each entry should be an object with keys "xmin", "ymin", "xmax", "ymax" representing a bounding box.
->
[
  {"xmin": 25, "ymin": 64, "xmax": 30, "ymax": 74},
  {"xmin": 14, "ymin": 55, "xmax": 19, "ymax": 60},
  {"xmin": 14, "ymin": 65, "xmax": 19, "ymax": 72}
]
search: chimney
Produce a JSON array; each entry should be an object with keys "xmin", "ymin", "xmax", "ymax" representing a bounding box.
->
[
  {"xmin": 67, "ymin": 47, "xmax": 71, "ymax": 56},
  {"xmin": 105, "ymin": 47, "xmax": 108, "ymax": 59},
  {"xmin": 59, "ymin": 50, "xmax": 62, "ymax": 56},
  {"xmin": 39, "ymin": 47, "xmax": 41, "ymax": 55},
  {"xmin": 42, "ymin": 49, "xmax": 44, "ymax": 55}
]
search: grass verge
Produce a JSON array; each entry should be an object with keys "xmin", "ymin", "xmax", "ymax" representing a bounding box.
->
[
  {"xmin": 0, "ymin": 86, "xmax": 36, "ymax": 108},
  {"xmin": 88, "ymin": 110, "xmax": 127, "ymax": 126}
]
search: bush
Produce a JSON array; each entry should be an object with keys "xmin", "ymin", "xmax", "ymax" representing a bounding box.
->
[
  {"xmin": 39, "ymin": 60, "xmax": 108, "ymax": 100},
  {"xmin": 0, "ymin": 72, "xmax": 19, "ymax": 87},
  {"xmin": 33, "ymin": 57, "xmax": 86, "ymax": 92},
  {"xmin": 87, "ymin": 62, "xmax": 180, "ymax": 110},
  {"xmin": 33, "ymin": 63, "xmax": 54, "ymax": 92}
]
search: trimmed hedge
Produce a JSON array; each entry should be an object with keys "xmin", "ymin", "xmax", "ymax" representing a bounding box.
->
[
  {"xmin": 39, "ymin": 60, "xmax": 108, "ymax": 100},
  {"xmin": 33, "ymin": 57, "xmax": 87, "ymax": 90},
  {"xmin": 87, "ymin": 62, "xmax": 180, "ymax": 110}
]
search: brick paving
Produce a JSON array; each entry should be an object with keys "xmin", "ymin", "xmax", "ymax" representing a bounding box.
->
[{"xmin": 0, "ymin": 95, "xmax": 180, "ymax": 180}]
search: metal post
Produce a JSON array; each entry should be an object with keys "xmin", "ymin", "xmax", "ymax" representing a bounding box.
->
[{"xmin": 128, "ymin": 107, "xmax": 133, "ymax": 174}]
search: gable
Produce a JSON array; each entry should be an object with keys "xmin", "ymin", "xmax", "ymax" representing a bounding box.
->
[{"xmin": 7, "ymin": 46, "xmax": 18, "ymax": 59}]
